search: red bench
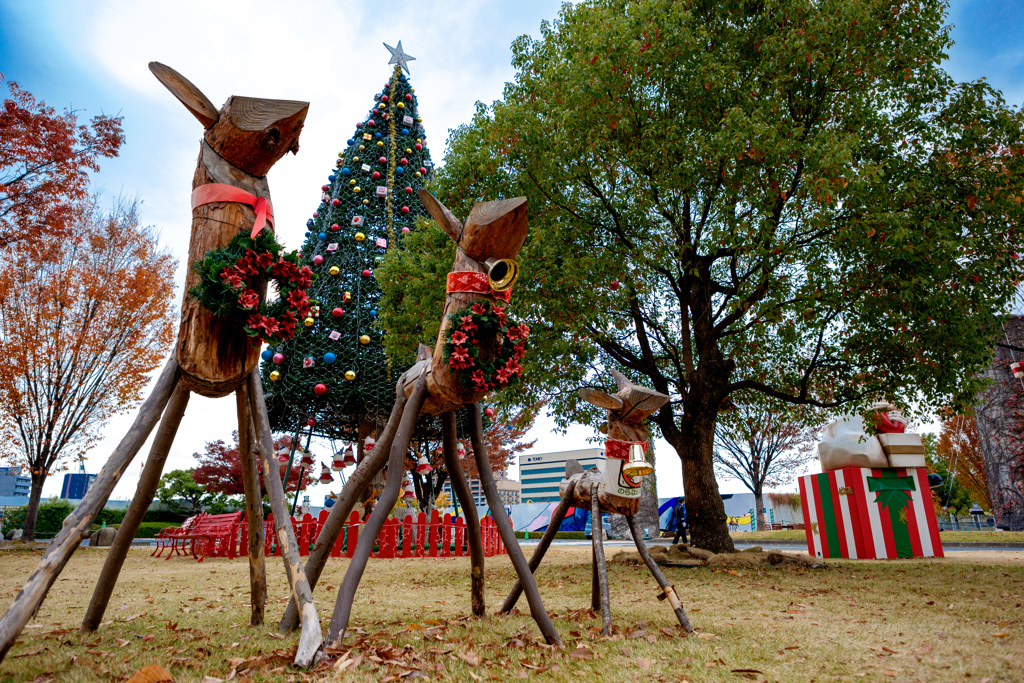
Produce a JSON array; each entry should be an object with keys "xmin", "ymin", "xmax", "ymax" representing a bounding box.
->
[
  {"xmin": 153, "ymin": 512, "xmax": 243, "ymax": 562},
  {"xmin": 152, "ymin": 514, "xmax": 200, "ymax": 558}
]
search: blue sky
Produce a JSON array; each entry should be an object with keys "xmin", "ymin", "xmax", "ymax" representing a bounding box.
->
[{"xmin": 1, "ymin": 0, "xmax": 1022, "ymax": 502}]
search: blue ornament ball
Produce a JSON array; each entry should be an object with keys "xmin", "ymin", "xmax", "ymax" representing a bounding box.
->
[
  {"xmin": 341, "ymin": 167, "xmax": 351, "ymax": 175},
  {"xmin": 328, "ymin": 174, "xmax": 336, "ymax": 182},
  {"xmin": 318, "ymin": 232, "xmax": 327, "ymax": 241},
  {"xmin": 369, "ymin": 309, "xmax": 378, "ymax": 317},
  {"xmin": 395, "ymin": 166, "xmax": 405, "ymax": 175},
  {"xmin": 347, "ymin": 138, "xmax": 354, "ymax": 145},
  {"xmin": 323, "ymin": 352, "xmax": 336, "ymax": 364},
  {"xmin": 261, "ymin": 349, "xmax": 273, "ymax": 361},
  {"xmin": 401, "ymin": 128, "xmax": 409, "ymax": 135},
  {"xmin": 375, "ymin": 132, "xmax": 382, "ymax": 139}
]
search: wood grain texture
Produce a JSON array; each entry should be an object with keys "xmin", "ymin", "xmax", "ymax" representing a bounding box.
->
[
  {"xmin": 148, "ymin": 62, "xmax": 219, "ymax": 128},
  {"xmin": 591, "ymin": 489, "xmax": 612, "ymax": 636},
  {"xmin": 625, "ymin": 515, "xmax": 693, "ymax": 632},
  {"xmin": 204, "ymin": 96, "xmax": 308, "ymax": 177},
  {"xmin": 560, "ymin": 469, "xmax": 641, "ymax": 516},
  {"xmin": 235, "ymin": 382, "xmax": 266, "ymax": 627},
  {"xmin": 81, "ymin": 385, "xmax": 190, "ymax": 632},
  {"xmin": 442, "ymin": 411, "xmax": 485, "ymax": 616}
]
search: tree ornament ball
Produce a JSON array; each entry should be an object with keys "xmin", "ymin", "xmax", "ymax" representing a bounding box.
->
[
  {"xmin": 329, "ymin": 266, "xmax": 340, "ymax": 276},
  {"xmin": 353, "ymin": 186, "xmax": 361, "ymax": 193},
  {"xmin": 401, "ymin": 206, "xmax": 410, "ymax": 214},
  {"xmin": 355, "ymin": 232, "xmax": 366, "ymax": 242},
  {"xmin": 399, "ymin": 158, "xmax": 409, "ymax": 166},
  {"xmin": 381, "ymin": 95, "xmax": 389, "ymax": 103},
  {"xmin": 415, "ymin": 143, "xmax": 422, "ymax": 151},
  {"xmin": 323, "ymin": 352, "xmax": 336, "ymax": 364},
  {"xmin": 372, "ymin": 171, "xmax": 381, "ymax": 180},
  {"xmin": 405, "ymin": 93, "xmax": 412, "ymax": 101},
  {"xmin": 401, "ymin": 226, "xmax": 410, "ymax": 234},
  {"xmin": 332, "ymin": 307, "xmax": 344, "ymax": 317},
  {"xmin": 304, "ymin": 316, "xmax": 315, "ymax": 327},
  {"xmin": 362, "ymin": 199, "xmax": 369, "ymax": 205},
  {"xmin": 610, "ymin": 280, "xmax": 620, "ymax": 290},
  {"xmin": 331, "ymin": 198, "xmax": 340, "ymax": 206},
  {"xmin": 397, "ymin": 102, "xmax": 405, "ymax": 110},
  {"xmin": 359, "ymin": 334, "xmax": 371, "ymax": 345},
  {"xmin": 270, "ymin": 370, "xmax": 281, "ymax": 381},
  {"xmin": 314, "ymin": 383, "xmax": 328, "ymax": 395},
  {"xmin": 404, "ymin": 186, "xmax": 413, "ymax": 194},
  {"xmin": 344, "ymin": 370, "xmax": 356, "ymax": 381},
  {"xmin": 322, "ymin": 184, "xmax": 329, "ymax": 191},
  {"xmin": 261, "ymin": 348, "xmax": 273, "ymax": 361},
  {"xmin": 273, "ymin": 352, "xmax": 285, "ymax": 365},
  {"xmin": 307, "ymin": 417, "xmax": 317, "ymax": 427},
  {"xmin": 331, "ymin": 223, "xmax": 340, "ymax": 231},
  {"xmin": 362, "ymin": 269, "xmax": 372, "ymax": 277},
  {"xmin": 484, "ymin": 407, "xmax": 495, "ymax": 418},
  {"xmin": 313, "ymin": 255, "xmax": 325, "ymax": 265},
  {"xmin": 379, "ymin": 156, "xmax": 387, "ymax": 164}
]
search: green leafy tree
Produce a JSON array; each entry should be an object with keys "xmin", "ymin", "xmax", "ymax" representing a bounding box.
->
[
  {"xmin": 382, "ymin": 0, "xmax": 1024, "ymax": 552},
  {"xmin": 156, "ymin": 469, "xmax": 209, "ymax": 515}
]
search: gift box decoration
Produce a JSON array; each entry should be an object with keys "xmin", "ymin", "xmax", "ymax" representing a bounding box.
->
[{"xmin": 798, "ymin": 467, "xmax": 943, "ymax": 559}]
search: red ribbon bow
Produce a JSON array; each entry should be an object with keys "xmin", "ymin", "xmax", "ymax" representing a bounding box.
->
[
  {"xmin": 605, "ymin": 439, "xmax": 648, "ymax": 461},
  {"xmin": 191, "ymin": 183, "xmax": 275, "ymax": 239},
  {"xmin": 446, "ymin": 271, "xmax": 511, "ymax": 302}
]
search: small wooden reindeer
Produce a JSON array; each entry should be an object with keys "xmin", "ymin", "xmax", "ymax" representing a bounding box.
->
[
  {"xmin": 0, "ymin": 64, "xmax": 326, "ymax": 668},
  {"xmin": 502, "ymin": 370, "xmax": 693, "ymax": 635}
]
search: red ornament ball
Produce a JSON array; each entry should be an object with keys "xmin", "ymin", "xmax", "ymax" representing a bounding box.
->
[
  {"xmin": 331, "ymin": 198, "xmax": 340, "ymax": 206},
  {"xmin": 368, "ymin": 119, "xmax": 376, "ymax": 127},
  {"xmin": 312, "ymin": 211, "xmax": 319, "ymax": 218},
  {"xmin": 356, "ymin": 122, "xmax": 363, "ymax": 128},
  {"xmin": 381, "ymin": 95, "xmax": 389, "ymax": 103},
  {"xmin": 401, "ymin": 226, "xmax": 410, "ymax": 234},
  {"xmin": 405, "ymin": 94, "xmax": 412, "ymax": 101},
  {"xmin": 331, "ymin": 223, "xmax": 340, "ymax": 231},
  {"xmin": 419, "ymin": 167, "xmax": 427, "ymax": 175},
  {"xmin": 362, "ymin": 269, "xmax": 372, "ymax": 277},
  {"xmin": 273, "ymin": 353, "xmax": 285, "ymax": 365},
  {"xmin": 404, "ymin": 186, "xmax": 412, "ymax": 194},
  {"xmin": 321, "ymin": 184, "xmax": 329, "ymax": 191},
  {"xmin": 484, "ymin": 407, "xmax": 495, "ymax": 418},
  {"xmin": 379, "ymin": 156, "xmax": 387, "ymax": 164},
  {"xmin": 372, "ymin": 171, "xmax": 381, "ymax": 180},
  {"xmin": 400, "ymin": 206, "xmax": 410, "ymax": 214},
  {"xmin": 610, "ymin": 280, "xmax": 620, "ymax": 290},
  {"xmin": 314, "ymin": 383, "xmax": 327, "ymax": 396},
  {"xmin": 399, "ymin": 158, "xmax": 408, "ymax": 166},
  {"xmin": 313, "ymin": 255, "xmax": 325, "ymax": 265},
  {"xmin": 332, "ymin": 307, "xmax": 344, "ymax": 317},
  {"xmin": 307, "ymin": 418, "xmax": 317, "ymax": 427},
  {"xmin": 415, "ymin": 143, "xmax": 422, "ymax": 150}
]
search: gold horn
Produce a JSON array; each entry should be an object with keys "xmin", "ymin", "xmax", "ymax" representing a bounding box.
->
[
  {"xmin": 622, "ymin": 443, "xmax": 653, "ymax": 478},
  {"xmin": 484, "ymin": 257, "xmax": 519, "ymax": 291}
]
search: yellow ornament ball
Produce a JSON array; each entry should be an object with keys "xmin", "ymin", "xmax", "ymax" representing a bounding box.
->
[
  {"xmin": 377, "ymin": 141, "xmax": 384, "ymax": 147},
  {"xmin": 359, "ymin": 334, "xmax": 371, "ymax": 345},
  {"xmin": 329, "ymin": 266, "xmax": 340, "ymax": 276},
  {"xmin": 349, "ymin": 179, "xmax": 356, "ymax": 186},
  {"xmin": 354, "ymin": 232, "xmax": 366, "ymax": 241},
  {"xmin": 362, "ymin": 199, "xmax": 369, "ymax": 205},
  {"xmin": 344, "ymin": 370, "xmax": 356, "ymax": 381},
  {"xmin": 353, "ymin": 186, "xmax": 361, "ymax": 193},
  {"xmin": 397, "ymin": 102, "xmax": 405, "ymax": 109},
  {"xmin": 406, "ymin": 148, "xmax": 413, "ymax": 154},
  {"xmin": 269, "ymin": 371, "xmax": 281, "ymax": 381},
  {"xmin": 304, "ymin": 317, "xmax": 315, "ymax": 328},
  {"xmin": 415, "ymin": 172, "xmax": 422, "ymax": 178},
  {"xmin": 338, "ymin": 152, "xmax": 344, "ymax": 158},
  {"xmin": 378, "ymin": 103, "xmax": 386, "ymax": 110}
]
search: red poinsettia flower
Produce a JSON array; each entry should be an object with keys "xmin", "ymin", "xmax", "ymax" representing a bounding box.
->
[
  {"xmin": 271, "ymin": 258, "xmax": 295, "ymax": 279},
  {"xmin": 238, "ymin": 289, "xmax": 259, "ymax": 310},
  {"xmin": 278, "ymin": 310, "xmax": 298, "ymax": 339},
  {"xmin": 470, "ymin": 369, "xmax": 488, "ymax": 388},
  {"xmin": 471, "ymin": 302, "xmax": 487, "ymax": 315},
  {"xmin": 495, "ymin": 366, "xmax": 512, "ymax": 384},
  {"xmin": 238, "ymin": 250, "xmax": 262, "ymax": 276},
  {"xmin": 220, "ymin": 266, "xmax": 246, "ymax": 290},
  {"xmin": 459, "ymin": 315, "xmax": 478, "ymax": 333},
  {"xmin": 450, "ymin": 345, "xmax": 470, "ymax": 361},
  {"xmin": 247, "ymin": 314, "xmax": 280, "ymax": 338},
  {"xmin": 450, "ymin": 330, "xmax": 469, "ymax": 346},
  {"xmin": 254, "ymin": 250, "xmax": 274, "ymax": 270},
  {"xmin": 519, "ymin": 323, "xmax": 530, "ymax": 340},
  {"xmin": 293, "ymin": 265, "xmax": 314, "ymax": 289},
  {"xmin": 507, "ymin": 325, "xmax": 523, "ymax": 341},
  {"xmin": 286, "ymin": 289, "xmax": 310, "ymax": 316}
]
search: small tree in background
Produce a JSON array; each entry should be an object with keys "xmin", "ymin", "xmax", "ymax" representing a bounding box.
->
[
  {"xmin": 156, "ymin": 470, "xmax": 209, "ymax": 515},
  {"xmin": 714, "ymin": 397, "xmax": 819, "ymax": 530},
  {"xmin": 0, "ymin": 197, "xmax": 177, "ymax": 540},
  {"xmin": 934, "ymin": 407, "xmax": 991, "ymax": 510},
  {"xmin": 0, "ymin": 81, "xmax": 124, "ymax": 250}
]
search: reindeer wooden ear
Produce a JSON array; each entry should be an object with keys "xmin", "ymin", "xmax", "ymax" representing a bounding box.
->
[
  {"xmin": 579, "ymin": 387, "xmax": 625, "ymax": 410},
  {"xmin": 149, "ymin": 62, "xmax": 220, "ymax": 128},
  {"xmin": 418, "ymin": 190, "xmax": 463, "ymax": 243}
]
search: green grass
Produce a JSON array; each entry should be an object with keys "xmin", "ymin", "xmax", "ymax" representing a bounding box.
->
[{"xmin": 0, "ymin": 544, "xmax": 1021, "ymax": 681}]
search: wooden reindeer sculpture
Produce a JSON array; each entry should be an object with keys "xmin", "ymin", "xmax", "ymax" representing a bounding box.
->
[
  {"xmin": 502, "ymin": 370, "xmax": 693, "ymax": 636},
  {"xmin": 273, "ymin": 190, "xmax": 561, "ymax": 648},
  {"xmin": 0, "ymin": 63, "xmax": 326, "ymax": 668}
]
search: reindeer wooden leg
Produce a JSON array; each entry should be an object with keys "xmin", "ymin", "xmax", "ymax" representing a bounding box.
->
[
  {"xmin": 0, "ymin": 358, "xmax": 179, "ymax": 663},
  {"xmin": 469, "ymin": 403, "xmax": 561, "ymax": 646},
  {"xmin": 501, "ymin": 480, "xmax": 575, "ymax": 614},
  {"xmin": 591, "ymin": 545, "xmax": 601, "ymax": 612},
  {"xmin": 235, "ymin": 381, "xmax": 267, "ymax": 626},
  {"xmin": 590, "ymin": 489, "xmax": 612, "ymax": 636},
  {"xmin": 277, "ymin": 388, "xmax": 407, "ymax": 634},
  {"xmin": 327, "ymin": 373, "xmax": 428, "ymax": 647},
  {"xmin": 441, "ymin": 411, "xmax": 485, "ymax": 616},
  {"xmin": 81, "ymin": 384, "xmax": 190, "ymax": 632},
  {"xmin": 625, "ymin": 515, "xmax": 693, "ymax": 632},
  {"xmin": 247, "ymin": 369, "xmax": 323, "ymax": 669}
]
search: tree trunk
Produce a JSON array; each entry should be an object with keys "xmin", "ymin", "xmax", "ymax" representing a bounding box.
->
[
  {"xmin": 755, "ymin": 490, "xmax": 765, "ymax": 532},
  {"xmin": 671, "ymin": 406, "xmax": 735, "ymax": 554},
  {"xmin": 21, "ymin": 473, "xmax": 45, "ymax": 542}
]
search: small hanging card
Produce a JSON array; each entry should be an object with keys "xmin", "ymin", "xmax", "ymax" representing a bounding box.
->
[
  {"xmin": 375, "ymin": 238, "xmax": 387, "ymax": 249},
  {"xmin": 326, "ymin": 243, "xmax": 339, "ymax": 252},
  {"xmin": 303, "ymin": 357, "xmax": 315, "ymax": 369},
  {"xmin": 403, "ymin": 115, "xmax": 413, "ymax": 125},
  {"xmin": 328, "ymin": 330, "xmax": 341, "ymax": 341},
  {"xmin": 361, "ymin": 163, "xmax": 371, "ymax": 172},
  {"xmin": 362, "ymin": 133, "xmax": 372, "ymax": 141},
  {"xmin": 375, "ymin": 186, "xmax": 387, "ymax": 197},
  {"xmin": 352, "ymin": 216, "xmax": 364, "ymax": 226}
]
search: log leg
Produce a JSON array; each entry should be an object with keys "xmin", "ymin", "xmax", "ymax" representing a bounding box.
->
[
  {"xmin": 591, "ymin": 544, "xmax": 601, "ymax": 612},
  {"xmin": 625, "ymin": 515, "xmax": 693, "ymax": 632},
  {"xmin": 236, "ymin": 382, "xmax": 266, "ymax": 626},
  {"xmin": 0, "ymin": 357, "xmax": 179, "ymax": 663},
  {"xmin": 501, "ymin": 480, "xmax": 575, "ymax": 614},
  {"xmin": 247, "ymin": 369, "xmax": 322, "ymax": 669},
  {"xmin": 81, "ymin": 385, "xmax": 190, "ymax": 632},
  {"xmin": 441, "ymin": 411, "xmax": 485, "ymax": 616},
  {"xmin": 590, "ymin": 488, "xmax": 612, "ymax": 636},
  {"xmin": 469, "ymin": 403, "xmax": 561, "ymax": 646},
  {"xmin": 277, "ymin": 387, "xmax": 407, "ymax": 633},
  {"xmin": 326, "ymin": 372, "xmax": 428, "ymax": 647}
]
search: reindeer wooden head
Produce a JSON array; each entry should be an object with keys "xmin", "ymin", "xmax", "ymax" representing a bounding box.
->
[
  {"xmin": 580, "ymin": 369, "xmax": 669, "ymax": 443},
  {"xmin": 149, "ymin": 62, "xmax": 309, "ymax": 398},
  {"xmin": 406, "ymin": 190, "xmax": 530, "ymax": 414}
]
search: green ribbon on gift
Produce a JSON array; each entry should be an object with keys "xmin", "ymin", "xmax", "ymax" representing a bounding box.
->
[{"xmin": 867, "ymin": 471, "xmax": 916, "ymax": 558}]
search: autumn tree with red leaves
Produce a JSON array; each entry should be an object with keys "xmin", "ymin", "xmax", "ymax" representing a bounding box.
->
[
  {"xmin": 0, "ymin": 197, "xmax": 176, "ymax": 540},
  {"xmin": 0, "ymin": 81, "xmax": 124, "ymax": 250},
  {"xmin": 934, "ymin": 408, "xmax": 991, "ymax": 510},
  {"xmin": 192, "ymin": 432, "xmax": 315, "ymax": 498}
]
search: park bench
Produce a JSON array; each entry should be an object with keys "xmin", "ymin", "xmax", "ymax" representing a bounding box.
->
[
  {"xmin": 153, "ymin": 512, "xmax": 243, "ymax": 562},
  {"xmin": 151, "ymin": 514, "xmax": 200, "ymax": 558}
]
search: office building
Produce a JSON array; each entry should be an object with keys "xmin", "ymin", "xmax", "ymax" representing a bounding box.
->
[
  {"xmin": 442, "ymin": 477, "xmax": 486, "ymax": 507},
  {"xmin": 0, "ymin": 467, "xmax": 30, "ymax": 498},
  {"xmin": 61, "ymin": 473, "xmax": 98, "ymax": 500},
  {"xmin": 519, "ymin": 448, "xmax": 605, "ymax": 502}
]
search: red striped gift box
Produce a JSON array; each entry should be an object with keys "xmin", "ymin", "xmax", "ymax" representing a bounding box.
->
[{"xmin": 798, "ymin": 467, "xmax": 943, "ymax": 559}]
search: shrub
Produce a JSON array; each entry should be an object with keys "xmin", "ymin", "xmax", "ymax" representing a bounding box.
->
[
  {"xmin": 135, "ymin": 522, "xmax": 178, "ymax": 538},
  {"xmin": 95, "ymin": 507, "xmax": 127, "ymax": 526},
  {"xmin": 142, "ymin": 509, "xmax": 187, "ymax": 524},
  {"xmin": 0, "ymin": 498, "xmax": 75, "ymax": 536}
]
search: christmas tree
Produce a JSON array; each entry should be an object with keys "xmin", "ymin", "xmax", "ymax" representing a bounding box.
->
[{"xmin": 262, "ymin": 42, "xmax": 434, "ymax": 443}]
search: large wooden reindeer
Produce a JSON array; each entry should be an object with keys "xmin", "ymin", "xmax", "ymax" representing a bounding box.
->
[
  {"xmin": 0, "ymin": 64, "xmax": 326, "ymax": 668},
  {"xmin": 502, "ymin": 370, "xmax": 693, "ymax": 636},
  {"xmin": 275, "ymin": 190, "xmax": 562, "ymax": 648}
]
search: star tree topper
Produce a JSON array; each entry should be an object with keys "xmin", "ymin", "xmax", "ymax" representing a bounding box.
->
[{"xmin": 384, "ymin": 41, "xmax": 416, "ymax": 74}]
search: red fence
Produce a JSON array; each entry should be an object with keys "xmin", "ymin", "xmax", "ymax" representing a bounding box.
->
[{"xmin": 229, "ymin": 509, "xmax": 505, "ymax": 560}]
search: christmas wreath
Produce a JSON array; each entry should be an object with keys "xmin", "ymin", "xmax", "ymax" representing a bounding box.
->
[
  {"xmin": 442, "ymin": 299, "xmax": 528, "ymax": 392},
  {"xmin": 189, "ymin": 229, "xmax": 316, "ymax": 344}
]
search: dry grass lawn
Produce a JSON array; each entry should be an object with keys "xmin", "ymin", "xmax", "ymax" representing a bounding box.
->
[{"xmin": 0, "ymin": 543, "xmax": 1021, "ymax": 682}]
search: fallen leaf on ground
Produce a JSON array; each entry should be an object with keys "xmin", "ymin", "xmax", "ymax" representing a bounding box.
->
[
  {"xmin": 125, "ymin": 664, "xmax": 174, "ymax": 683},
  {"xmin": 457, "ymin": 651, "xmax": 481, "ymax": 666}
]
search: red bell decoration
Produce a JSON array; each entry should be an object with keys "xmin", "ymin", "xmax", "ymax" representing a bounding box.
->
[
  {"xmin": 319, "ymin": 463, "xmax": 334, "ymax": 484},
  {"xmin": 342, "ymin": 444, "xmax": 357, "ymax": 466},
  {"xmin": 276, "ymin": 447, "xmax": 290, "ymax": 463},
  {"xmin": 402, "ymin": 479, "xmax": 416, "ymax": 501},
  {"xmin": 364, "ymin": 435, "xmax": 376, "ymax": 452},
  {"xmin": 1012, "ymin": 361, "xmax": 1023, "ymax": 378},
  {"xmin": 300, "ymin": 450, "xmax": 315, "ymax": 467},
  {"xmin": 415, "ymin": 454, "xmax": 433, "ymax": 474}
]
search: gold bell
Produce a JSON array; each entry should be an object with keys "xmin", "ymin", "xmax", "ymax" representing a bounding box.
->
[
  {"xmin": 484, "ymin": 258, "xmax": 520, "ymax": 291},
  {"xmin": 622, "ymin": 443, "xmax": 653, "ymax": 478}
]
